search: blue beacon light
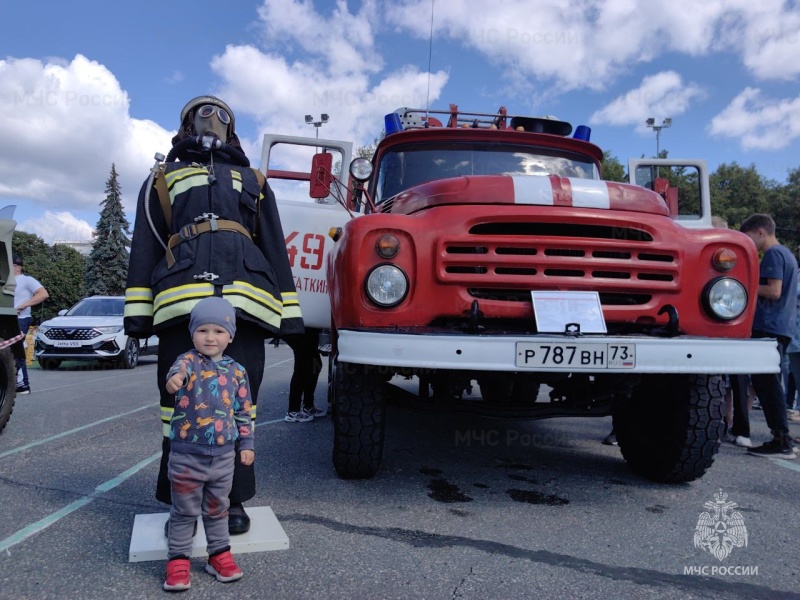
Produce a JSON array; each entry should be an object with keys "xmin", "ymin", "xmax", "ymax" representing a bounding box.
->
[
  {"xmin": 573, "ymin": 125, "xmax": 591, "ymax": 141},
  {"xmin": 384, "ymin": 113, "xmax": 403, "ymax": 136}
]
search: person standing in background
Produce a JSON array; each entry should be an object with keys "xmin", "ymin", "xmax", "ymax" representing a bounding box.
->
[
  {"xmin": 739, "ymin": 214, "xmax": 797, "ymax": 458},
  {"xmin": 284, "ymin": 328, "xmax": 326, "ymax": 422},
  {"xmin": 13, "ymin": 254, "xmax": 48, "ymax": 395}
]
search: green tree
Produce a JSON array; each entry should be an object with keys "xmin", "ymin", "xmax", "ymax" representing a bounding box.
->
[
  {"xmin": 600, "ymin": 151, "xmax": 627, "ymax": 182},
  {"xmin": 709, "ymin": 162, "xmax": 768, "ymax": 229},
  {"xmin": 85, "ymin": 164, "xmax": 131, "ymax": 296},
  {"xmin": 12, "ymin": 231, "xmax": 86, "ymax": 323},
  {"xmin": 355, "ymin": 132, "xmax": 385, "ymax": 160}
]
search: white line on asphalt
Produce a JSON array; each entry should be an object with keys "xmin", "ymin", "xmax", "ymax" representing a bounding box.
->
[
  {"xmin": 0, "ymin": 403, "xmax": 159, "ymax": 459},
  {"xmin": 0, "ymin": 453, "xmax": 160, "ymax": 554},
  {"xmin": 0, "ymin": 418, "xmax": 286, "ymax": 554},
  {"xmin": 771, "ymin": 457, "xmax": 800, "ymax": 473},
  {"xmin": 265, "ymin": 357, "xmax": 293, "ymax": 369}
]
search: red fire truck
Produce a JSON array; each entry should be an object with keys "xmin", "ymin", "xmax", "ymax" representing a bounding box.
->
[{"xmin": 264, "ymin": 105, "xmax": 778, "ymax": 484}]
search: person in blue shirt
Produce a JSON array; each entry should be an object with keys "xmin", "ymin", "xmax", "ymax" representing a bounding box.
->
[
  {"xmin": 740, "ymin": 214, "xmax": 798, "ymax": 458},
  {"xmin": 785, "ymin": 250, "xmax": 800, "ymax": 421}
]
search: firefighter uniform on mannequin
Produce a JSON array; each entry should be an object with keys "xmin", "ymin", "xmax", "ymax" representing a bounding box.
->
[{"xmin": 124, "ymin": 95, "xmax": 303, "ymax": 534}]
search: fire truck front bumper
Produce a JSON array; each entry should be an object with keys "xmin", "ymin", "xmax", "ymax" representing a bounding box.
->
[{"xmin": 336, "ymin": 330, "xmax": 780, "ymax": 374}]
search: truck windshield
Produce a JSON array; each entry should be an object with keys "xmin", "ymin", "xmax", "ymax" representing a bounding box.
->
[{"xmin": 375, "ymin": 143, "xmax": 600, "ymax": 202}]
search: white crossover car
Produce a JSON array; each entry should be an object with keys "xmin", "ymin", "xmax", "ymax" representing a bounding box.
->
[{"xmin": 34, "ymin": 296, "xmax": 158, "ymax": 370}]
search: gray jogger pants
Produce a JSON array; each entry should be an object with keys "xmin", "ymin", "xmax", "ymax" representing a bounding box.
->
[{"xmin": 167, "ymin": 451, "xmax": 234, "ymax": 559}]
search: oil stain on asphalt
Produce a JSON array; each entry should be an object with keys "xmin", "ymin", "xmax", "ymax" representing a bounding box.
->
[
  {"xmin": 428, "ymin": 478, "xmax": 473, "ymax": 503},
  {"xmin": 506, "ymin": 489, "xmax": 569, "ymax": 505}
]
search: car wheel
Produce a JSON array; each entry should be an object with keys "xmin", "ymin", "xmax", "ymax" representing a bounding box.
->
[
  {"xmin": 0, "ymin": 344, "xmax": 16, "ymax": 434},
  {"xmin": 118, "ymin": 337, "xmax": 139, "ymax": 369},
  {"xmin": 38, "ymin": 358, "xmax": 62, "ymax": 370}
]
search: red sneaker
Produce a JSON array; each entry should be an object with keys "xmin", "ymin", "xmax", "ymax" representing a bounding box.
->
[
  {"xmin": 163, "ymin": 558, "xmax": 191, "ymax": 592},
  {"xmin": 205, "ymin": 550, "xmax": 243, "ymax": 583}
]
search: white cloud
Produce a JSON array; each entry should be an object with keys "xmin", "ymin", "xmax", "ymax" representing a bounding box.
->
[
  {"xmin": 213, "ymin": 0, "xmax": 448, "ymax": 171},
  {"xmin": 589, "ymin": 71, "xmax": 705, "ymax": 129},
  {"xmin": 0, "ymin": 55, "xmax": 173, "ymax": 220},
  {"xmin": 18, "ymin": 210, "xmax": 94, "ymax": 243},
  {"xmin": 386, "ymin": 0, "xmax": 800, "ymax": 90},
  {"xmin": 708, "ymin": 87, "xmax": 800, "ymax": 150}
]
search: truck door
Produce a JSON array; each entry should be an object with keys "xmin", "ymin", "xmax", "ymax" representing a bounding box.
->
[
  {"xmin": 628, "ymin": 158, "xmax": 712, "ymax": 229},
  {"xmin": 260, "ymin": 134, "xmax": 357, "ymax": 329}
]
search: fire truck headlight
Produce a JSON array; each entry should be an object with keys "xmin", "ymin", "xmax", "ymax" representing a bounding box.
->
[
  {"xmin": 704, "ymin": 277, "xmax": 747, "ymax": 320},
  {"xmin": 350, "ymin": 157, "xmax": 373, "ymax": 182},
  {"xmin": 365, "ymin": 264, "xmax": 408, "ymax": 307}
]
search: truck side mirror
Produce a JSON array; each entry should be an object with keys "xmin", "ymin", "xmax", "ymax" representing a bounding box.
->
[
  {"xmin": 309, "ymin": 152, "xmax": 333, "ymax": 199},
  {"xmin": 654, "ymin": 177, "xmax": 679, "ymax": 217}
]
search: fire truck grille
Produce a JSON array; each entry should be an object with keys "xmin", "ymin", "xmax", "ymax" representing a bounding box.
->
[
  {"xmin": 440, "ymin": 221, "xmax": 679, "ymax": 305},
  {"xmin": 46, "ymin": 328, "xmax": 101, "ymax": 340}
]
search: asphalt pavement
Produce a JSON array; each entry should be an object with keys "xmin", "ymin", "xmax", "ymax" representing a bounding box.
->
[{"xmin": 0, "ymin": 347, "xmax": 798, "ymax": 600}]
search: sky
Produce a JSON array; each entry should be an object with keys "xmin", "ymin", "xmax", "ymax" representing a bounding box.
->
[{"xmin": 3, "ymin": 0, "xmax": 800, "ymax": 244}]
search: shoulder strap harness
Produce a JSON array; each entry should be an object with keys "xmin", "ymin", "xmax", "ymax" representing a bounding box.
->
[{"xmin": 154, "ymin": 166, "xmax": 267, "ymax": 268}]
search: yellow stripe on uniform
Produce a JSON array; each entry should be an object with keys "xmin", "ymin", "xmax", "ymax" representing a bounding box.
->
[
  {"xmin": 223, "ymin": 281, "xmax": 283, "ymax": 313},
  {"xmin": 165, "ymin": 167, "xmax": 208, "ymax": 186},
  {"xmin": 154, "ymin": 297, "xmax": 212, "ymax": 326},
  {"xmin": 223, "ymin": 294, "xmax": 282, "ymax": 329},
  {"xmin": 231, "ymin": 170, "xmax": 242, "ymax": 193},
  {"xmin": 124, "ymin": 303, "xmax": 154, "ymax": 318},
  {"xmin": 124, "ymin": 287, "xmax": 154, "ymax": 318},
  {"xmin": 281, "ymin": 303, "xmax": 303, "ymax": 320},
  {"xmin": 125, "ymin": 287, "xmax": 153, "ymax": 302},
  {"xmin": 161, "ymin": 406, "xmax": 173, "ymax": 423},
  {"xmin": 153, "ymin": 283, "xmax": 215, "ymax": 312},
  {"xmin": 170, "ymin": 173, "xmax": 210, "ymax": 200}
]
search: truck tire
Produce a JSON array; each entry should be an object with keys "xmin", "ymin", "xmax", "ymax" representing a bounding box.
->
[
  {"xmin": 613, "ymin": 374, "xmax": 725, "ymax": 483},
  {"xmin": 0, "ymin": 345, "xmax": 16, "ymax": 434},
  {"xmin": 327, "ymin": 349, "xmax": 337, "ymax": 409},
  {"xmin": 332, "ymin": 362, "xmax": 387, "ymax": 479}
]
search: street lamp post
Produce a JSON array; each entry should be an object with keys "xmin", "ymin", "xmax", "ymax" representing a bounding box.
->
[
  {"xmin": 645, "ymin": 117, "xmax": 672, "ymax": 157},
  {"xmin": 305, "ymin": 113, "xmax": 329, "ymax": 139}
]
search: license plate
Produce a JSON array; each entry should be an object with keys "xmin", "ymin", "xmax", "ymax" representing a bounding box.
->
[
  {"xmin": 516, "ymin": 342, "xmax": 636, "ymax": 369},
  {"xmin": 53, "ymin": 341, "xmax": 82, "ymax": 348}
]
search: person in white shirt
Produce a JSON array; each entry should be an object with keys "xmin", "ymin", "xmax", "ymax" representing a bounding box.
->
[{"xmin": 13, "ymin": 255, "xmax": 48, "ymax": 394}]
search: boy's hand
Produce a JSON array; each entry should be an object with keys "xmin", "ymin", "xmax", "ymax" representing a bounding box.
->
[
  {"xmin": 240, "ymin": 449, "xmax": 255, "ymax": 466},
  {"xmin": 166, "ymin": 363, "xmax": 187, "ymax": 394}
]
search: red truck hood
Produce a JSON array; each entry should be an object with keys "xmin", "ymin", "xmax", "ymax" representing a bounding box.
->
[{"xmin": 381, "ymin": 175, "xmax": 670, "ymax": 217}]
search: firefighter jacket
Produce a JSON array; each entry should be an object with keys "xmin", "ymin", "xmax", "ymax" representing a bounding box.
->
[{"xmin": 124, "ymin": 155, "xmax": 303, "ymax": 338}]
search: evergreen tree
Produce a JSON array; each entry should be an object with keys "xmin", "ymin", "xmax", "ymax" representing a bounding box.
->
[{"xmin": 85, "ymin": 164, "xmax": 131, "ymax": 296}]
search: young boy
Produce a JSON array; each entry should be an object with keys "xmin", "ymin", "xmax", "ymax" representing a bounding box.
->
[{"xmin": 163, "ymin": 297, "xmax": 255, "ymax": 592}]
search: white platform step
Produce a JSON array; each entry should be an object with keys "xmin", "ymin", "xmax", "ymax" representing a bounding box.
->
[{"xmin": 129, "ymin": 506, "xmax": 289, "ymax": 562}]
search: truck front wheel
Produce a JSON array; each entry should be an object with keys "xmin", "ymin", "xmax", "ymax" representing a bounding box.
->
[
  {"xmin": 613, "ymin": 374, "xmax": 725, "ymax": 483},
  {"xmin": 332, "ymin": 362, "xmax": 387, "ymax": 479},
  {"xmin": 0, "ymin": 345, "xmax": 16, "ymax": 434}
]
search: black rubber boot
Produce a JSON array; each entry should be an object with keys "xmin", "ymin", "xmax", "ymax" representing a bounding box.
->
[{"xmin": 228, "ymin": 504, "xmax": 250, "ymax": 535}]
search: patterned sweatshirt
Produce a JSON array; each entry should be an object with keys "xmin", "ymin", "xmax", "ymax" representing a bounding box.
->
[{"xmin": 167, "ymin": 349, "xmax": 254, "ymax": 456}]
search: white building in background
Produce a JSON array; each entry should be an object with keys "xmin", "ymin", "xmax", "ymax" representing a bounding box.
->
[{"xmin": 54, "ymin": 240, "xmax": 92, "ymax": 256}]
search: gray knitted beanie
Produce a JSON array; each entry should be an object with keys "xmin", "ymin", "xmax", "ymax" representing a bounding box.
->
[{"xmin": 189, "ymin": 297, "xmax": 236, "ymax": 338}]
